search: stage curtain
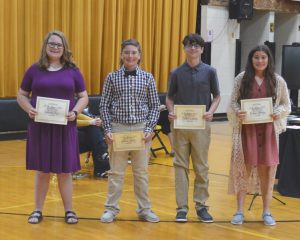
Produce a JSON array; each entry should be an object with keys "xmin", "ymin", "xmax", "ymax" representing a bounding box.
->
[{"xmin": 0, "ymin": 0, "xmax": 197, "ymax": 97}]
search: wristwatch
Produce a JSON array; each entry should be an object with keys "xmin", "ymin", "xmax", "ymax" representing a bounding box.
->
[{"xmin": 73, "ymin": 110, "xmax": 78, "ymax": 117}]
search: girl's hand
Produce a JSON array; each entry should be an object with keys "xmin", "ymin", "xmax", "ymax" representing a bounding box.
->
[
  {"xmin": 272, "ymin": 112, "xmax": 280, "ymax": 121},
  {"xmin": 237, "ymin": 110, "xmax": 247, "ymax": 121},
  {"xmin": 67, "ymin": 111, "xmax": 77, "ymax": 121},
  {"xmin": 28, "ymin": 107, "xmax": 37, "ymax": 119}
]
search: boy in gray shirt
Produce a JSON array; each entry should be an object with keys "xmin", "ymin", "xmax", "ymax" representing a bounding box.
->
[{"xmin": 166, "ymin": 33, "xmax": 220, "ymax": 223}]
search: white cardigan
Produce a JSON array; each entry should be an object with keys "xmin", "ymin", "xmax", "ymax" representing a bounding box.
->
[{"xmin": 227, "ymin": 72, "xmax": 291, "ymax": 194}]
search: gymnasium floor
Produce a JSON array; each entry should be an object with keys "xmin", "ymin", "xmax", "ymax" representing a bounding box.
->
[{"xmin": 0, "ymin": 121, "xmax": 299, "ymax": 240}]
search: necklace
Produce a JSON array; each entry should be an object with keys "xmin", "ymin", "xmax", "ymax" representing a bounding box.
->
[
  {"xmin": 48, "ymin": 63, "xmax": 62, "ymax": 71},
  {"xmin": 49, "ymin": 63, "xmax": 62, "ymax": 69},
  {"xmin": 254, "ymin": 75, "xmax": 264, "ymax": 86}
]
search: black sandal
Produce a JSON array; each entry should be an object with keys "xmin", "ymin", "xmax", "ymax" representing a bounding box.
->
[
  {"xmin": 65, "ymin": 211, "xmax": 78, "ymax": 224},
  {"xmin": 28, "ymin": 210, "xmax": 43, "ymax": 224}
]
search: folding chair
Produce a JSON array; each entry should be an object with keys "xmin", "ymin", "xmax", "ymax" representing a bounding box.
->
[{"xmin": 150, "ymin": 125, "xmax": 169, "ymax": 157}]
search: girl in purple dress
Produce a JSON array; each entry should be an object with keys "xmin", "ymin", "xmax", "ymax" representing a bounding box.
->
[{"xmin": 17, "ymin": 30, "xmax": 88, "ymax": 224}]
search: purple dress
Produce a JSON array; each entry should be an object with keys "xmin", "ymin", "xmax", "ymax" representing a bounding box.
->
[{"xmin": 20, "ymin": 64, "xmax": 86, "ymax": 173}]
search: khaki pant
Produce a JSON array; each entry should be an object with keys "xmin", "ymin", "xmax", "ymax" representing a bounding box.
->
[
  {"xmin": 104, "ymin": 122, "xmax": 151, "ymax": 215},
  {"xmin": 172, "ymin": 123, "xmax": 211, "ymax": 212}
]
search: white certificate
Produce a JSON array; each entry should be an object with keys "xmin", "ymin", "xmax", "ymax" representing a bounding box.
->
[
  {"xmin": 113, "ymin": 131, "xmax": 145, "ymax": 151},
  {"xmin": 35, "ymin": 96, "xmax": 70, "ymax": 125},
  {"xmin": 241, "ymin": 97, "xmax": 273, "ymax": 124},
  {"xmin": 174, "ymin": 105, "xmax": 206, "ymax": 129}
]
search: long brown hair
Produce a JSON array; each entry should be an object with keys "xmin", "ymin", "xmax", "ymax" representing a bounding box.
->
[
  {"xmin": 239, "ymin": 45, "xmax": 277, "ymax": 102},
  {"xmin": 38, "ymin": 30, "xmax": 76, "ymax": 70}
]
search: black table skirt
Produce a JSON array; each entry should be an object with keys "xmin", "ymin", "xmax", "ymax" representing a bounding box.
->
[{"xmin": 277, "ymin": 128, "xmax": 300, "ymax": 198}]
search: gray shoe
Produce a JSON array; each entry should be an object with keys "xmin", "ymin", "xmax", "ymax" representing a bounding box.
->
[
  {"xmin": 262, "ymin": 213, "xmax": 276, "ymax": 226},
  {"xmin": 175, "ymin": 211, "xmax": 187, "ymax": 222},
  {"xmin": 138, "ymin": 210, "xmax": 160, "ymax": 223},
  {"xmin": 231, "ymin": 212, "xmax": 244, "ymax": 225},
  {"xmin": 196, "ymin": 208, "xmax": 214, "ymax": 223},
  {"xmin": 100, "ymin": 211, "xmax": 116, "ymax": 223}
]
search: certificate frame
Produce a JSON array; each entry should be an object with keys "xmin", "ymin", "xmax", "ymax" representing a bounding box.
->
[
  {"xmin": 174, "ymin": 105, "xmax": 206, "ymax": 129},
  {"xmin": 35, "ymin": 96, "xmax": 70, "ymax": 125},
  {"xmin": 112, "ymin": 131, "xmax": 145, "ymax": 151},
  {"xmin": 241, "ymin": 97, "xmax": 273, "ymax": 124}
]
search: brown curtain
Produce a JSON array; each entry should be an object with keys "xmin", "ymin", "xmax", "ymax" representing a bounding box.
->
[{"xmin": 0, "ymin": 0, "xmax": 197, "ymax": 97}]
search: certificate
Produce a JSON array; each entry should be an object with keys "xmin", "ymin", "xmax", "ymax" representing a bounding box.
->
[
  {"xmin": 113, "ymin": 131, "xmax": 145, "ymax": 151},
  {"xmin": 35, "ymin": 96, "xmax": 70, "ymax": 125},
  {"xmin": 241, "ymin": 97, "xmax": 273, "ymax": 124},
  {"xmin": 174, "ymin": 105, "xmax": 206, "ymax": 129}
]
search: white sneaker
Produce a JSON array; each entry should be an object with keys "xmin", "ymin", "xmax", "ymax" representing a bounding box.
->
[
  {"xmin": 138, "ymin": 210, "xmax": 160, "ymax": 223},
  {"xmin": 262, "ymin": 213, "xmax": 276, "ymax": 226},
  {"xmin": 231, "ymin": 212, "xmax": 244, "ymax": 225},
  {"xmin": 100, "ymin": 211, "xmax": 116, "ymax": 223}
]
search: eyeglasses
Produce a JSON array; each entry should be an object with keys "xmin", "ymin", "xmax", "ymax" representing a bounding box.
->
[
  {"xmin": 123, "ymin": 50, "xmax": 139, "ymax": 56},
  {"xmin": 185, "ymin": 43, "xmax": 201, "ymax": 49},
  {"xmin": 47, "ymin": 42, "xmax": 64, "ymax": 49}
]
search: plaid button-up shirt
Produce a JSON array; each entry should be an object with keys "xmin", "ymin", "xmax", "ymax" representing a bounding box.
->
[{"xmin": 100, "ymin": 66, "xmax": 160, "ymax": 134}]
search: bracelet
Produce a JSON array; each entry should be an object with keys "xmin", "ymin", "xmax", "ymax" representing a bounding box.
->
[{"xmin": 73, "ymin": 110, "xmax": 78, "ymax": 117}]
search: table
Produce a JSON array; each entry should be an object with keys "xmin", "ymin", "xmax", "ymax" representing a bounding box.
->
[{"xmin": 277, "ymin": 127, "xmax": 300, "ymax": 198}]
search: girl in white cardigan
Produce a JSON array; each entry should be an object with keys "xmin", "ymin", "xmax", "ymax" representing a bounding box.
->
[{"xmin": 227, "ymin": 45, "xmax": 291, "ymax": 226}]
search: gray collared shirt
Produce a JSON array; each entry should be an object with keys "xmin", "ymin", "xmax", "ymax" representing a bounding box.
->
[{"xmin": 167, "ymin": 61, "xmax": 220, "ymax": 110}]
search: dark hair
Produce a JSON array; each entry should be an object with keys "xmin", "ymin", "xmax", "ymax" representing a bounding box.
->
[
  {"xmin": 182, "ymin": 33, "xmax": 205, "ymax": 48},
  {"xmin": 120, "ymin": 39, "xmax": 141, "ymax": 65},
  {"xmin": 239, "ymin": 45, "xmax": 276, "ymax": 102},
  {"xmin": 38, "ymin": 30, "xmax": 76, "ymax": 70}
]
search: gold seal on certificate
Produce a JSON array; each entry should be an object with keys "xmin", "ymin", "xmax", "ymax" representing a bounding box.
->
[
  {"xmin": 174, "ymin": 105, "xmax": 206, "ymax": 129},
  {"xmin": 241, "ymin": 97, "xmax": 273, "ymax": 124},
  {"xmin": 113, "ymin": 131, "xmax": 145, "ymax": 151},
  {"xmin": 35, "ymin": 96, "xmax": 70, "ymax": 125}
]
